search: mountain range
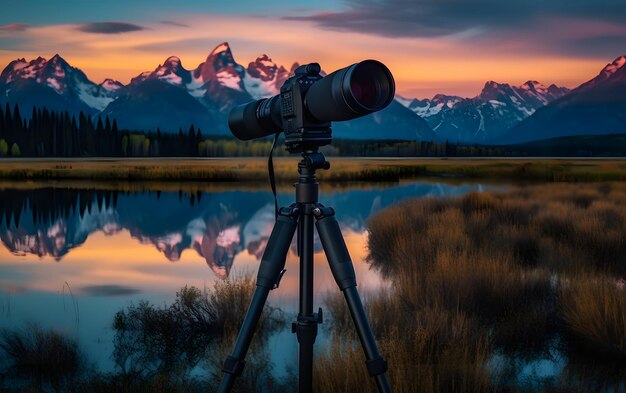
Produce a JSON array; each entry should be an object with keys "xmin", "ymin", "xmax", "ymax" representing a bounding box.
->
[
  {"xmin": 396, "ymin": 81, "xmax": 570, "ymax": 143},
  {"xmin": 1, "ymin": 44, "xmax": 625, "ymax": 144},
  {"xmin": 0, "ymin": 43, "xmax": 434, "ymax": 141},
  {"xmin": 502, "ymin": 56, "xmax": 626, "ymax": 143},
  {"xmin": 397, "ymin": 56, "xmax": 626, "ymax": 144}
]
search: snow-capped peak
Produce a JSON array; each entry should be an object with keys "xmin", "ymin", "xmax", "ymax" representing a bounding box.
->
[
  {"xmin": 600, "ymin": 56, "xmax": 626, "ymax": 79},
  {"xmin": 100, "ymin": 78, "xmax": 124, "ymax": 91},
  {"xmin": 1, "ymin": 56, "xmax": 48, "ymax": 83},
  {"xmin": 164, "ymin": 56, "xmax": 182, "ymax": 66},
  {"xmin": 49, "ymin": 54, "xmax": 68, "ymax": 65},
  {"xmin": 193, "ymin": 41, "xmax": 245, "ymax": 93},
  {"xmin": 521, "ymin": 80, "xmax": 548, "ymax": 94},
  {"xmin": 11, "ymin": 58, "xmax": 28, "ymax": 70},
  {"xmin": 204, "ymin": 42, "xmax": 237, "ymax": 69},
  {"xmin": 210, "ymin": 42, "xmax": 231, "ymax": 56},
  {"xmin": 577, "ymin": 55, "xmax": 626, "ymax": 90},
  {"xmin": 601, "ymin": 55, "xmax": 626, "ymax": 77},
  {"xmin": 0, "ymin": 54, "xmax": 119, "ymax": 112},
  {"xmin": 130, "ymin": 55, "xmax": 191, "ymax": 86},
  {"xmin": 242, "ymin": 54, "xmax": 291, "ymax": 99},
  {"xmin": 247, "ymin": 54, "xmax": 278, "ymax": 81},
  {"xmin": 158, "ymin": 56, "xmax": 185, "ymax": 73}
]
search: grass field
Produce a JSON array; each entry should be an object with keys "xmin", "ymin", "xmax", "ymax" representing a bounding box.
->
[
  {"xmin": 0, "ymin": 158, "xmax": 624, "ymax": 182},
  {"xmin": 313, "ymin": 181, "xmax": 626, "ymax": 392}
]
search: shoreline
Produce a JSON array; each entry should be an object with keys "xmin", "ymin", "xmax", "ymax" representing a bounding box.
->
[{"xmin": 0, "ymin": 157, "xmax": 624, "ymax": 182}]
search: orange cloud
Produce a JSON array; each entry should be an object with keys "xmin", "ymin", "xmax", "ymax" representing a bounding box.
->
[{"xmin": 0, "ymin": 15, "xmax": 615, "ymax": 97}]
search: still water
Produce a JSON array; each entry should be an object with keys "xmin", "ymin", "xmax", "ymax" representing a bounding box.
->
[{"xmin": 0, "ymin": 180, "xmax": 492, "ymax": 374}]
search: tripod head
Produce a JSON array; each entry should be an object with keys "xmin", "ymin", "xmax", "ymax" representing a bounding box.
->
[
  {"xmin": 299, "ymin": 151, "xmax": 330, "ymax": 172},
  {"xmin": 295, "ymin": 151, "xmax": 330, "ymax": 206}
]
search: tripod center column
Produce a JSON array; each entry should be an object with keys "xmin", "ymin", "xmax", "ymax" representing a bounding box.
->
[{"xmin": 294, "ymin": 151, "xmax": 327, "ymax": 393}]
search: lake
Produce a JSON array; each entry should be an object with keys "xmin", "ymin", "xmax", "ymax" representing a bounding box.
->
[{"xmin": 0, "ymin": 180, "xmax": 495, "ymax": 378}]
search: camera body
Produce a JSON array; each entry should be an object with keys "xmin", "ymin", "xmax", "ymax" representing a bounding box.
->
[
  {"xmin": 280, "ymin": 63, "xmax": 331, "ymax": 153},
  {"xmin": 228, "ymin": 59, "xmax": 395, "ymax": 154}
]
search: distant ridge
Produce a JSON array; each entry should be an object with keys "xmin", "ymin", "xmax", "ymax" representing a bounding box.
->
[
  {"xmin": 0, "ymin": 43, "xmax": 435, "ymax": 141},
  {"xmin": 499, "ymin": 55, "xmax": 626, "ymax": 144}
]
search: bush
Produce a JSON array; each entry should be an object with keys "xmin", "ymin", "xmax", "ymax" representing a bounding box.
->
[
  {"xmin": 0, "ymin": 139, "xmax": 8, "ymax": 156},
  {"xmin": 112, "ymin": 278, "xmax": 285, "ymax": 390},
  {"xmin": 9, "ymin": 143, "xmax": 20, "ymax": 157},
  {"xmin": 0, "ymin": 325, "xmax": 83, "ymax": 392}
]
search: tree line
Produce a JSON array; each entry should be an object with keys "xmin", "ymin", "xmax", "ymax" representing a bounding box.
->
[
  {"xmin": 0, "ymin": 103, "xmax": 278, "ymax": 157},
  {"xmin": 0, "ymin": 102, "xmax": 554, "ymax": 158}
]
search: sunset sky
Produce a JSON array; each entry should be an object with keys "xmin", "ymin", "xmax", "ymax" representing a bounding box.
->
[{"xmin": 1, "ymin": 0, "xmax": 625, "ymax": 98}]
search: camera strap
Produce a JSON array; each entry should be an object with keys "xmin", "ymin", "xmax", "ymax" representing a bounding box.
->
[{"xmin": 268, "ymin": 132, "xmax": 280, "ymax": 221}]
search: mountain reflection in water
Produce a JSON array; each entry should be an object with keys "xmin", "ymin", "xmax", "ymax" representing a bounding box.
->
[
  {"xmin": 0, "ymin": 183, "xmax": 492, "ymax": 279},
  {"xmin": 0, "ymin": 181, "xmax": 498, "ymax": 373}
]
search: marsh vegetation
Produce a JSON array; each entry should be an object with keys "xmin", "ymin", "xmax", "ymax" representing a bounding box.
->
[
  {"xmin": 1, "ymin": 179, "xmax": 625, "ymax": 392},
  {"xmin": 0, "ymin": 278, "xmax": 288, "ymax": 393},
  {"xmin": 0, "ymin": 158, "xmax": 624, "ymax": 183},
  {"xmin": 315, "ymin": 182, "xmax": 626, "ymax": 392}
]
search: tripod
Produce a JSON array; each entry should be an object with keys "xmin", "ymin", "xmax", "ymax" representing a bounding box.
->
[{"xmin": 217, "ymin": 151, "xmax": 391, "ymax": 393}]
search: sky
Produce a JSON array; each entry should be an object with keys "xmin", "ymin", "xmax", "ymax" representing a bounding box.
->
[{"xmin": 1, "ymin": 0, "xmax": 625, "ymax": 98}]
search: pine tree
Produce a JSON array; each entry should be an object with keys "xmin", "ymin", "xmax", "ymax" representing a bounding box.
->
[
  {"xmin": 71, "ymin": 116, "xmax": 79, "ymax": 156},
  {"xmin": 4, "ymin": 103, "xmax": 11, "ymax": 131},
  {"xmin": 31, "ymin": 107, "xmax": 37, "ymax": 132},
  {"xmin": 112, "ymin": 119, "xmax": 119, "ymax": 156},
  {"xmin": 196, "ymin": 128, "xmax": 203, "ymax": 152},
  {"xmin": 12, "ymin": 104, "xmax": 22, "ymax": 132},
  {"xmin": 96, "ymin": 116, "xmax": 104, "ymax": 134},
  {"xmin": 188, "ymin": 125, "xmax": 196, "ymax": 156},
  {"xmin": 177, "ymin": 127, "xmax": 184, "ymax": 156},
  {"xmin": 63, "ymin": 112, "xmax": 71, "ymax": 156}
]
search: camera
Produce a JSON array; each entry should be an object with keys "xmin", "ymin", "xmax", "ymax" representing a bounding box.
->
[{"xmin": 228, "ymin": 60, "xmax": 395, "ymax": 153}]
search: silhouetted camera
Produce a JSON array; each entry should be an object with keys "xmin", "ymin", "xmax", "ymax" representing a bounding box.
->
[{"xmin": 228, "ymin": 60, "xmax": 395, "ymax": 153}]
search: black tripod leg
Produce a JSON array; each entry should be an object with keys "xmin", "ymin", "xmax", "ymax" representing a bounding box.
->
[
  {"xmin": 316, "ymin": 208, "xmax": 392, "ymax": 393},
  {"xmin": 217, "ymin": 209, "xmax": 298, "ymax": 393}
]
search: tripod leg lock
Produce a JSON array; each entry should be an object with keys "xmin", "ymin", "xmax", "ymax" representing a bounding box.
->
[
  {"xmin": 222, "ymin": 356, "xmax": 246, "ymax": 377},
  {"xmin": 365, "ymin": 356, "xmax": 388, "ymax": 377}
]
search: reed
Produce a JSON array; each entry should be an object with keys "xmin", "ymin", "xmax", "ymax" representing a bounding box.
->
[
  {"xmin": 326, "ymin": 181, "xmax": 626, "ymax": 391},
  {"xmin": 560, "ymin": 276, "xmax": 626, "ymax": 361}
]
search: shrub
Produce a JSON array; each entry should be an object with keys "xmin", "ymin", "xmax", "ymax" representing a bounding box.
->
[{"xmin": 0, "ymin": 325, "xmax": 83, "ymax": 392}]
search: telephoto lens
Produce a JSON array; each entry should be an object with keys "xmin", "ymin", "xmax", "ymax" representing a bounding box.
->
[
  {"xmin": 304, "ymin": 59, "xmax": 395, "ymax": 122},
  {"xmin": 228, "ymin": 95, "xmax": 281, "ymax": 140}
]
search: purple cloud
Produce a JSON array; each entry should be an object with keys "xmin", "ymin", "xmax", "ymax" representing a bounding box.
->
[
  {"xmin": 284, "ymin": 0, "xmax": 626, "ymax": 39},
  {"xmin": 160, "ymin": 20, "xmax": 189, "ymax": 27},
  {"xmin": 283, "ymin": 0, "xmax": 626, "ymax": 58},
  {"xmin": 0, "ymin": 23, "xmax": 29, "ymax": 32},
  {"xmin": 79, "ymin": 284, "xmax": 141, "ymax": 296},
  {"xmin": 77, "ymin": 22, "xmax": 144, "ymax": 34}
]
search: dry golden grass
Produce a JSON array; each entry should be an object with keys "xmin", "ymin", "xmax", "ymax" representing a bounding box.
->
[
  {"xmin": 316, "ymin": 296, "xmax": 491, "ymax": 393},
  {"xmin": 560, "ymin": 277, "xmax": 626, "ymax": 361},
  {"xmin": 316, "ymin": 182, "xmax": 626, "ymax": 391},
  {"xmin": 0, "ymin": 158, "xmax": 624, "ymax": 182}
]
